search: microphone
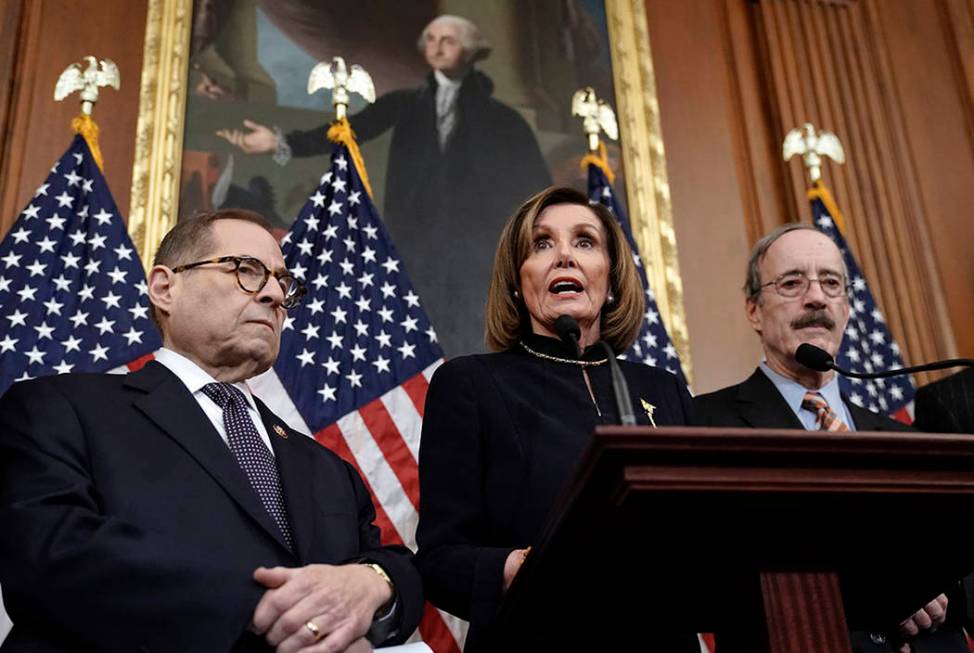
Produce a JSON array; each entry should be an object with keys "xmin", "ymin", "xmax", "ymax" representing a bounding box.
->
[
  {"xmin": 555, "ymin": 315, "xmax": 636, "ymax": 426},
  {"xmin": 554, "ymin": 315, "xmax": 582, "ymax": 358},
  {"xmin": 794, "ymin": 343, "xmax": 834, "ymax": 372},
  {"xmin": 795, "ymin": 343, "xmax": 974, "ymax": 379}
]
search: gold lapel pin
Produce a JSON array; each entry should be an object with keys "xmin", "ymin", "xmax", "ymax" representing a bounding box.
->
[
  {"xmin": 273, "ymin": 424, "xmax": 288, "ymax": 439},
  {"xmin": 640, "ymin": 399, "xmax": 657, "ymax": 427}
]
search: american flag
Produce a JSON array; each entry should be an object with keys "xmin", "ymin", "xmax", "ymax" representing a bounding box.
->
[
  {"xmin": 0, "ymin": 135, "xmax": 160, "ymax": 395},
  {"xmin": 589, "ymin": 161, "xmax": 714, "ymax": 653},
  {"xmin": 809, "ymin": 180, "xmax": 914, "ymax": 422},
  {"xmin": 587, "ymin": 163, "xmax": 686, "ymax": 382},
  {"xmin": 247, "ymin": 141, "xmax": 463, "ymax": 651}
]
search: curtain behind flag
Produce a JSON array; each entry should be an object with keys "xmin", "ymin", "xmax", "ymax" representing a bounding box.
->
[
  {"xmin": 0, "ymin": 133, "xmax": 160, "ymax": 646},
  {"xmin": 248, "ymin": 136, "xmax": 463, "ymax": 652},
  {"xmin": 587, "ymin": 163, "xmax": 686, "ymax": 382},
  {"xmin": 809, "ymin": 180, "xmax": 914, "ymax": 422}
]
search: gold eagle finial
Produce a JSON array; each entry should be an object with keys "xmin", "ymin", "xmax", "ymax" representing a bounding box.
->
[
  {"xmin": 572, "ymin": 86, "xmax": 618, "ymax": 152},
  {"xmin": 308, "ymin": 56, "xmax": 376, "ymax": 121},
  {"xmin": 782, "ymin": 122, "xmax": 845, "ymax": 184},
  {"xmin": 54, "ymin": 56, "xmax": 120, "ymax": 116}
]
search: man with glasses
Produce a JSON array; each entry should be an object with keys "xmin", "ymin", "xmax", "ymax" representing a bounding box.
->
[
  {"xmin": 694, "ymin": 223, "xmax": 967, "ymax": 653},
  {"xmin": 0, "ymin": 210, "xmax": 422, "ymax": 652}
]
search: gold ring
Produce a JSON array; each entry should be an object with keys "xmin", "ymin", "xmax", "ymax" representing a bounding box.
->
[{"xmin": 305, "ymin": 620, "xmax": 322, "ymax": 641}]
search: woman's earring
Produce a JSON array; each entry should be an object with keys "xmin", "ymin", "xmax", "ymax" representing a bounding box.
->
[
  {"xmin": 513, "ymin": 289, "xmax": 520, "ymax": 298},
  {"xmin": 607, "ymin": 292, "xmax": 615, "ymax": 304}
]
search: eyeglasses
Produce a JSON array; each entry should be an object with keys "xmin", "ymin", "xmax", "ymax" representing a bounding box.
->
[
  {"xmin": 758, "ymin": 271, "xmax": 848, "ymax": 299},
  {"xmin": 172, "ymin": 255, "xmax": 307, "ymax": 309}
]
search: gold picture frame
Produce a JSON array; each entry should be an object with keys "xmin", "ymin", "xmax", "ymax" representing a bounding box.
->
[{"xmin": 127, "ymin": 0, "xmax": 692, "ymax": 381}]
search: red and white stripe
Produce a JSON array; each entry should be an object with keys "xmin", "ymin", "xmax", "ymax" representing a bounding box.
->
[{"xmin": 250, "ymin": 359, "xmax": 464, "ymax": 651}]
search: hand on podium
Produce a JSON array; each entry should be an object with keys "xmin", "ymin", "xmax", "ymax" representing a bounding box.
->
[
  {"xmin": 895, "ymin": 592, "xmax": 948, "ymax": 651},
  {"xmin": 503, "ymin": 548, "xmax": 530, "ymax": 592}
]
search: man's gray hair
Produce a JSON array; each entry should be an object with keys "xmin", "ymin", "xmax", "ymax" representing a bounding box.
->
[
  {"xmin": 743, "ymin": 222, "xmax": 847, "ymax": 300},
  {"xmin": 417, "ymin": 14, "xmax": 492, "ymax": 63}
]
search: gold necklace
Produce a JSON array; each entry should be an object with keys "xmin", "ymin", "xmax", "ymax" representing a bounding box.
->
[{"xmin": 519, "ymin": 341, "xmax": 608, "ymax": 367}]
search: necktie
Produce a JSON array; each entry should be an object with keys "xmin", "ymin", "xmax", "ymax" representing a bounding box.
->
[
  {"xmin": 202, "ymin": 382, "xmax": 294, "ymax": 550},
  {"xmin": 435, "ymin": 83, "xmax": 458, "ymax": 149},
  {"xmin": 801, "ymin": 392, "xmax": 850, "ymax": 432}
]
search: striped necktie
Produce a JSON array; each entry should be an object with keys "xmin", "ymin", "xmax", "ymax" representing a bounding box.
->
[
  {"xmin": 801, "ymin": 391, "xmax": 850, "ymax": 432},
  {"xmin": 435, "ymin": 82, "xmax": 459, "ymax": 149},
  {"xmin": 202, "ymin": 382, "xmax": 294, "ymax": 550}
]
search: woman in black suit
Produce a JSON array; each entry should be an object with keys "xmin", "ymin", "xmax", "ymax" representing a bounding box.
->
[{"xmin": 415, "ymin": 187, "xmax": 696, "ymax": 650}]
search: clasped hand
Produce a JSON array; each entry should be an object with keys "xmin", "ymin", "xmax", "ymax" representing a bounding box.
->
[
  {"xmin": 250, "ymin": 564, "xmax": 392, "ymax": 653},
  {"xmin": 896, "ymin": 593, "xmax": 948, "ymax": 653}
]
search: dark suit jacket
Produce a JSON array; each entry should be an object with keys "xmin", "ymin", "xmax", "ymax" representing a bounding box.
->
[
  {"xmin": 694, "ymin": 368, "xmax": 969, "ymax": 653},
  {"xmin": 416, "ymin": 334, "xmax": 698, "ymax": 652},
  {"xmin": 693, "ymin": 368, "xmax": 914, "ymax": 433},
  {"xmin": 914, "ymin": 368, "xmax": 974, "ymax": 435},
  {"xmin": 0, "ymin": 362, "xmax": 422, "ymax": 652}
]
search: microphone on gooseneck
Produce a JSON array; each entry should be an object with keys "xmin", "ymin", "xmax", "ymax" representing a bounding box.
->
[
  {"xmin": 554, "ymin": 315, "xmax": 582, "ymax": 358},
  {"xmin": 555, "ymin": 315, "xmax": 637, "ymax": 426},
  {"xmin": 794, "ymin": 344, "xmax": 835, "ymax": 373},
  {"xmin": 795, "ymin": 343, "xmax": 974, "ymax": 379}
]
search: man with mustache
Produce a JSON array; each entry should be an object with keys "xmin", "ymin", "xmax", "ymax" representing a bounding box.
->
[{"xmin": 694, "ymin": 224, "xmax": 968, "ymax": 653}]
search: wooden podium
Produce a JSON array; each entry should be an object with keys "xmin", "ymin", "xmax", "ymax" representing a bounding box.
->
[{"xmin": 488, "ymin": 427, "xmax": 974, "ymax": 652}]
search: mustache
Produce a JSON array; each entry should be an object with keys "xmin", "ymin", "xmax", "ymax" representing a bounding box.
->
[{"xmin": 791, "ymin": 309, "xmax": 835, "ymax": 331}]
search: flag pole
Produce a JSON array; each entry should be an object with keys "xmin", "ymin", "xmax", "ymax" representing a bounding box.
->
[
  {"xmin": 574, "ymin": 87, "xmax": 689, "ymax": 383},
  {"xmin": 0, "ymin": 55, "xmax": 160, "ymax": 394},
  {"xmin": 572, "ymin": 86, "xmax": 618, "ymax": 183},
  {"xmin": 782, "ymin": 122, "xmax": 848, "ymax": 233},
  {"xmin": 53, "ymin": 56, "xmax": 120, "ymax": 173},
  {"xmin": 264, "ymin": 55, "xmax": 460, "ymax": 651},
  {"xmin": 308, "ymin": 56, "xmax": 376, "ymax": 199},
  {"xmin": 783, "ymin": 122, "xmax": 916, "ymax": 421}
]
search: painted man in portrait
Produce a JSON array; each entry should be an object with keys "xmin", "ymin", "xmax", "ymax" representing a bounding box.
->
[{"xmin": 219, "ymin": 14, "xmax": 552, "ymax": 355}]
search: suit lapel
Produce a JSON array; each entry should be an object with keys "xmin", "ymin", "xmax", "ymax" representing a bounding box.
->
[
  {"xmin": 125, "ymin": 362, "xmax": 293, "ymax": 554},
  {"xmin": 846, "ymin": 399, "xmax": 903, "ymax": 431},
  {"xmin": 256, "ymin": 398, "xmax": 315, "ymax": 563},
  {"xmin": 735, "ymin": 369, "xmax": 806, "ymax": 429},
  {"xmin": 948, "ymin": 369, "xmax": 974, "ymax": 432}
]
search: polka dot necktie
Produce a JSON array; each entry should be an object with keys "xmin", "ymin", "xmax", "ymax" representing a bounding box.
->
[
  {"xmin": 801, "ymin": 391, "xmax": 850, "ymax": 432},
  {"xmin": 202, "ymin": 382, "xmax": 294, "ymax": 550}
]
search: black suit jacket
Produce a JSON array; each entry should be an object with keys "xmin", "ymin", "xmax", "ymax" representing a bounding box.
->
[
  {"xmin": 416, "ymin": 335, "xmax": 698, "ymax": 651},
  {"xmin": 694, "ymin": 368, "xmax": 969, "ymax": 653},
  {"xmin": 914, "ymin": 368, "xmax": 974, "ymax": 435},
  {"xmin": 693, "ymin": 368, "xmax": 913, "ymax": 432},
  {"xmin": 0, "ymin": 362, "xmax": 422, "ymax": 652}
]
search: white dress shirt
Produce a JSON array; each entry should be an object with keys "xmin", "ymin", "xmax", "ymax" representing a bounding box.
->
[
  {"xmin": 154, "ymin": 348, "xmax": 275, "ymax": 454},
  {"xmin": 433, "ymin": 69, "xmax": 463, "ymax": 150}
]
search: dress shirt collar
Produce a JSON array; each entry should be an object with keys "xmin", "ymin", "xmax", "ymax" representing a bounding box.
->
[
  {"xmin": 153, "ymin": 347, "xmax": 258, "ymax": 411},
  {"xmin": 759, "ymin": 360, "xmax": 855, "ymax": 429},
  {"xmin": 433, "ymin": 69, "xmax": 464, "ymax": 90}
]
